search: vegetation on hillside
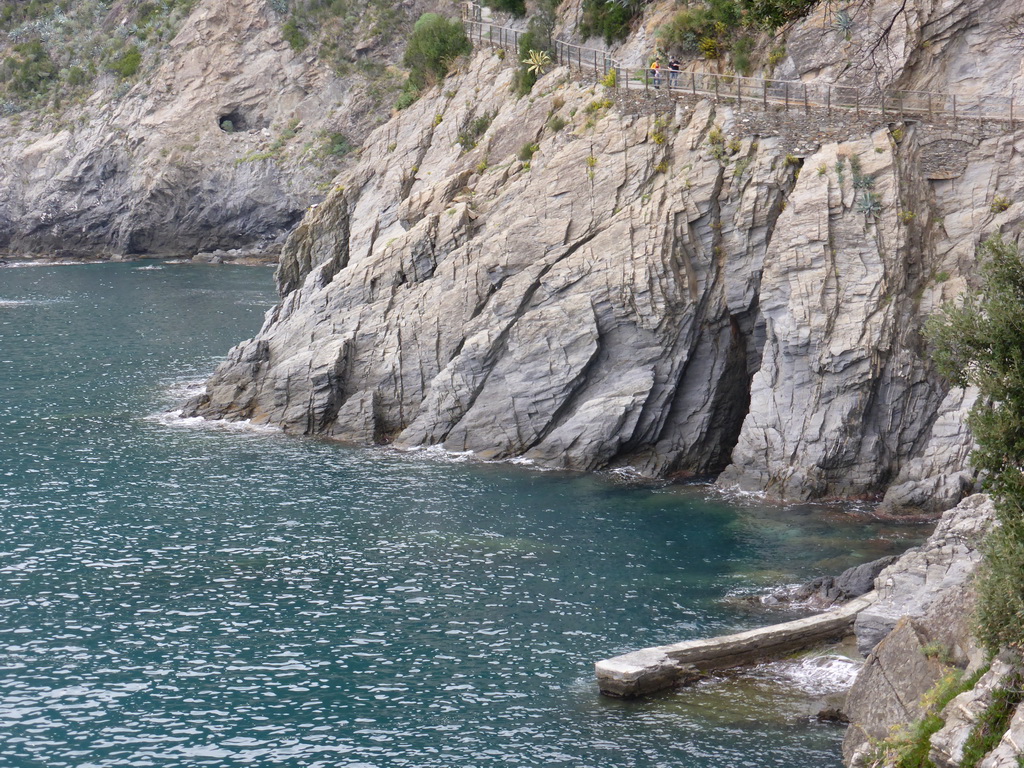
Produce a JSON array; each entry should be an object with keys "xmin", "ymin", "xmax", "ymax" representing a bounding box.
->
[
  {"xmin": 579, "ymin": 0, "xmax": 645, "ymax": 45},
  {"xmin": 657, "ymin": 0, "xmax": 814, "ymax": 70},
  {"xmin": 927, "ymin": 235, "xmax": 1024, "ymax": 654},
  {"xmin": 512, "ymin": 0, "xmax": 557, "ymax": 96},
  {"xmin": 0, "ymin": 0, "xmax": 197, "ymax": 112},
  {"xmin": 395, "ymin": 13, "xmax": 470, "ymax": 109},
  {"xmin": 275, "ymin": 0, "xmax": 403, "ymax": 73},
  {"xmin": 483, "ymin": 0, "xmax": 526, "ymax": 17}
]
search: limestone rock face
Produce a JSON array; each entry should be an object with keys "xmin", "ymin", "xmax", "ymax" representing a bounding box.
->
[
  {"xmin": 186, "ymin": 38, "xmax": 1017, "ymax": 504},
  {"xmin": 929, "ymin": 658, "xmax": 1018, "ymax": 768},
  {"xmin": 854, "ymin": 494, "xmax": 995, "ymax": 655},
  {"xmin": 0, "ymin": 0, "xmax": 452, "ymax": 258},
  {"xmin": 843, "ymin": 494, "xmax": 995, "ymax": 766}
]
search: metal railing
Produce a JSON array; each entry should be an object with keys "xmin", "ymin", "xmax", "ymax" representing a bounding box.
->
[{"xmin": 462, "ymin": 7, "xmax": 1017, "ymax": 125}]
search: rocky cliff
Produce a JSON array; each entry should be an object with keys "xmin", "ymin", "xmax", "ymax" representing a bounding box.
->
[
  {"xmin": 0, "ymin": 0, "xmax": 452, "ymax": 259},
  {"xmin": 842, "ymin": 494, "xmax": 1024, "ymax": 768},
  {"xmin": 184, "ymin": 0, "xmax": 1023, "ymax": 505}
]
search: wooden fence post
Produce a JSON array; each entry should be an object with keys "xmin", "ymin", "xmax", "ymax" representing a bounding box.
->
[
  {"xmin": 855, "ymin": 88, "xmax": 860, "ymax": 117},
  {"xmin": 952, "ymin": 94, "xmax": 957, "ymax": 123},
  {"xmin": 1011, "ymin": 97, "xmax": 1015, "ymax": 129},
  {"xmin": 784, "ymin": 81, "xmax": 789, "ymax": 111},
  {"xmin": 827, "ymin": 85, "xmax": 831, "ymax": 116},
  {"xmin": 737, "ymin": 77, "xmax": 742, "ymax": 105},
  {"xmin": 803, "ymin": 83, "xmax": 809, "ymax": 113},
  {"xmin": 691, "ymin": 71, "xmax": 696, "ymax": 98},
  {"xmin": 762, "ymin": 78, "xmax": 767, "ymax": 109}
]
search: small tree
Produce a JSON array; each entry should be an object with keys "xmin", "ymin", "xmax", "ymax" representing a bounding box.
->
[{"xmin": 927, "ymin": 235, "xmax": 1024, "ymax": 653}]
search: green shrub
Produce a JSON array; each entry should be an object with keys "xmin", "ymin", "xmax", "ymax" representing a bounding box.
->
[
  {"xmin": 324, "ymin": 131, "xmax": 353, "ymax": 156},
  {"xmin": 457, "ymin": 110, "xmax": 494, "ymax": 151},
  {"xmin": 580, "ymin": 0, "xmax": 643, "ymax": 44},
  {"xmin": 546, "ymin": 114, "xmax": 567, "ymax": 132},
  {"xmin": 1, "ymin": 40, "xmax": 58, "ymax": 97},
  {"xmin": 658, "ymin": 0, "xmax": 817, "ymax": 55},
  {"xmin": 961, "ymin": 672, "xmax": 1024, "ymax": 768},
  {"xmin": 403, "ymin": 13, "xmax": 470, "ymax": 92},
  {"xmin": 511, "ymin": 2, "xmax": 557, "ymax": 98},
  {"xmin": 518, "ymin": 141, "xmax": 538, "ymax": 162},
  {"xmin": 484, "ymin": 0, "xmax": 526, "ymax": 16},
  {"xmin": 282, "ymin": 18, "xmax": 309, "ymax": 52},
  {"xmin": 927, "ymin": 236, "xmax": 1024, "ymax": 653},
  {"xmin": 109, "ymin": 45, "xmax": 142, "ymax": 78},
  {"xmin": 991, "ymin": 195, "xmax": 1012, "ymax": 213},
  {"xmin": 731, "ymin": 36, "xmax": 754, "ymax": 75},
  {"xmin": 65, "ymin": 65, "xmax": 88, "ymax": 87}
]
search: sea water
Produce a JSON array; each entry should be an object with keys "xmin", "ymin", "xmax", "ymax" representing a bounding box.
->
[{"xmin": 0, "ymin": 263, "xmax": 923, "ymax": 767}]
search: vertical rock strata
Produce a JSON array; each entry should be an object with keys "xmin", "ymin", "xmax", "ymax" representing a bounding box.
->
[{"xmin": 186, "ymin": 44, "xmax": 1020, "ymax": 502}]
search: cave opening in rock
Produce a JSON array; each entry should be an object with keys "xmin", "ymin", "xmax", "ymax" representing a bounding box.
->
[{"xmin": 218, "ymin": 110, "xmax": 247, "ymax": 133}]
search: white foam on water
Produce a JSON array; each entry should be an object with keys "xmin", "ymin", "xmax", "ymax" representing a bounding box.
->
[
  {"xmin": 754, "ymin": 653, "xmax": 863, "ymax": 696},
  {"xmin": 147, "ymin": 409, "xmax": 282, "ymax": 435}
]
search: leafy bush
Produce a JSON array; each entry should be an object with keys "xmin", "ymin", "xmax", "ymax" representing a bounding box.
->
[
  {"xmin": 580, "ymin": 0, "xmax": 644, "ymax": 44},
  {"xmin": 961, "ymin": 671, "xmax": 1024, "ymax": 768},
  {"xmin": 323, "ymin": 131, "xmax": 353, "ymax": 156},
  {"xmin": 518, "ymin": 142, "xmax": 538, "ymax": 162},
  {"xmin": 991, "ymin": 195, "xmax": 1012, "ymax": 213},
  {"xmin": 659, "ymin": 0, "xmax": 817, "ymax": 56},
  {"xmin": 927, "ymin": 236, "xmax": 1024, "ymax": 653},
  {"xmin": 511, "ymin": 1, "xmax": 557, "ymax": 97},
  {"xmin": 546, "ymin": 114, "xmax": 566, "ymax": 132},
  {"xmin": 483, "ymin": 0, "xmax": 526, "ymax": 16},
  {"xmin": 0, "ymin": 40, "xmax": 57, "ymax": 96},
  {"xmin": 403, "ymin": 13, "xmax": 470, "ymax": 92},
  {"xmin": 732, "ymin": 35, "xmax": 754, "ymax": 74},
  {"xmin": 109, "ymin": 45, "xmax": 142, "ymax": 78},
  {"xmin": 282, "ymin": 18, "xmax": 309, "ymax": 52},
  {"xmin": 457, "ymin": 110, "xmax": 494, "ymax": 151}
]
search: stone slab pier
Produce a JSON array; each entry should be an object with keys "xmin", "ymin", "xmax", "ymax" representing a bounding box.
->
[{"xmin": 595, "ymin": 592, "xmax": 877, "ymax": 697}]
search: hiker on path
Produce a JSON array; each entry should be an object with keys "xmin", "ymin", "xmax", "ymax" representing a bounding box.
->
[
  {"xmin": 650, "ymin": 59, "xmax": 661, "ymax": 87},
  {"xmin": 668, "ymin": 58, "xmax": 681, "ymax": 88}
]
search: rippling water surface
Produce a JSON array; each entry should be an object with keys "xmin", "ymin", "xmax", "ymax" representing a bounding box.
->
[{"xmin": 0, "ymin": 263, "xmax": 922, "ymax": 767}]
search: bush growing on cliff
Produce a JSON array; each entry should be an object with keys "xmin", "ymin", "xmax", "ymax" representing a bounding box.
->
[
  {"xmin": 511, "ymin": 0, "xmax": 557, "ymax": 97},
  {"xmin": 580, "ymin": 0, "xmax": 644, "ymax": 45},
  {"xmin": 403, "ymin": 14, "xmax": 470, "ymax": 91},
  {"xmin": 927, "ymin": 235, "xmax": 1024, "ymax": 653},
  {"xmin": 108, "ymin": 45, "xmax": 142, "ymax": 78},
  {"xmin": 483, "ymin": 0, "xmax": 526, "ymax": 17},
  {"xmin": 658, "ymin": 0, "xmax": 817, "ymax": 60},
  {"xmin": 395, "ymin": 13, "xmax": 469, "ymax": 108},
  {"xmin": 0, "ymin": 40, "xmax": 57, "ymax": 96}
]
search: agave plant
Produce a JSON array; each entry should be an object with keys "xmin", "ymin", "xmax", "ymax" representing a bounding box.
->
[
  {"xmin": 523, "ymin": 49, "xmax": 552, "ymax": 76},
  {"xmin": 834, "ymin": 9, "xmax": 854, "ymax": 40},
  {"xmin": 857, "ymin": 191, "xmax": 883, "ymax": 218}
]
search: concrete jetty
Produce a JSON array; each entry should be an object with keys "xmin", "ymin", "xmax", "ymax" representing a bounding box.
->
[{"xmin": 595, "ymin": 592, "xmax": 877, "ymax": 697}]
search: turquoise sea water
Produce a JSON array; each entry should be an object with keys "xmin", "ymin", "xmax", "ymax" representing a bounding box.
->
[{"xmin": 0, "ymin": 263, "xmax": 923, "ymax": 767}]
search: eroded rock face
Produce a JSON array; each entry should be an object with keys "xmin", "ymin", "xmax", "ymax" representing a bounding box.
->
[
  {"xmin": 854, "ymin": 494, "xmax": 995, "ymax": 655},
  {"xmin": 843, "ymin": 494, "xmax": 995, "ymax": 766},
  {"xmin": 0, "ymin": 0, "xmax": 452, "ymax": 258},
  {"xmin": 184, "ymin": 38, "xmax": 1020, "ymax": 503}
]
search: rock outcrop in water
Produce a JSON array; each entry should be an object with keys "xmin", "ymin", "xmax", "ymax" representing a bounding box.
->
[
  {"xmin": 184, "ymin": 0, "xmax": 1023, "ymax": 506},
  {"xmin": 842, "ymin": 494, "xmax": 1000, "ymax": 767}
]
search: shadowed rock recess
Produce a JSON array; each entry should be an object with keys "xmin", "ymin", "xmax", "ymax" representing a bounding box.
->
[{"xmin": 183, "ymin": 30, "xmax": 1019, "ymax": 504}]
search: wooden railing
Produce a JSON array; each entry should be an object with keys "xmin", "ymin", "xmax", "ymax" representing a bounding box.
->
[{"xmin": 462, "ymin": 7, "xmax": 1018, "ymax": 126}]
